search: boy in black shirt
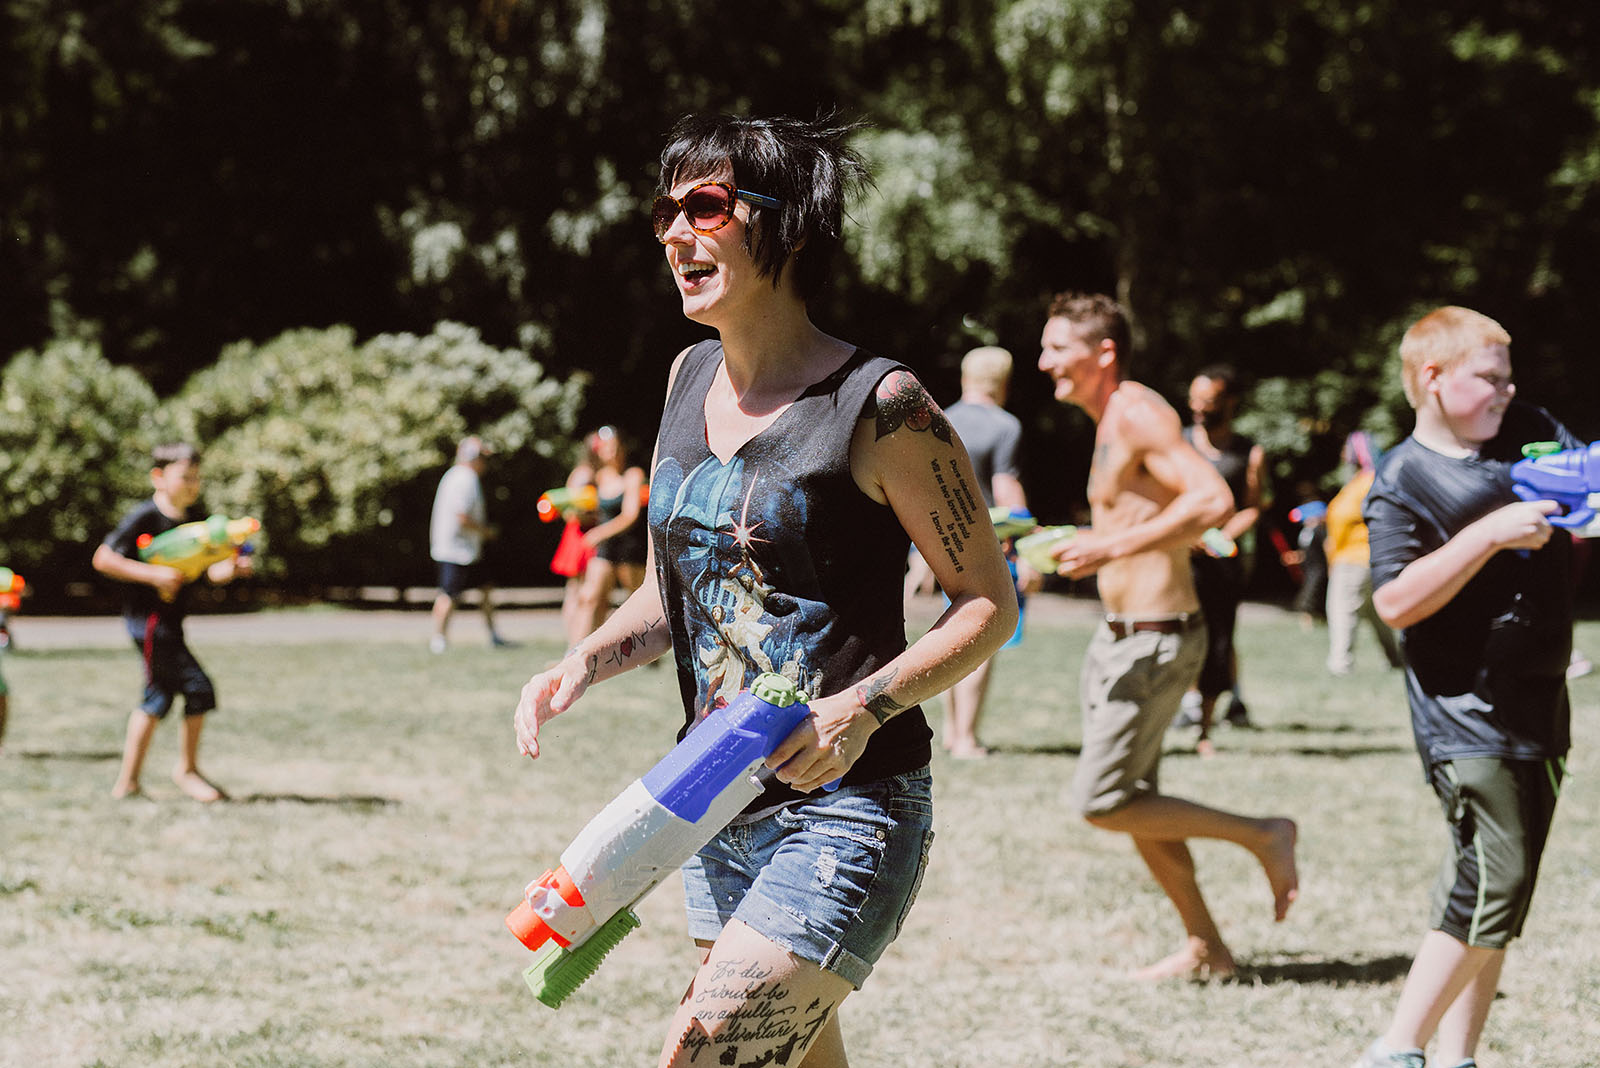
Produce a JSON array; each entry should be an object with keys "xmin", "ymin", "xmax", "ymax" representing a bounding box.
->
[
  {"xmin": 92, "ymin": 443, "xmax": 251, "ymax": 801},
  {"xmin": 1354, "ymin": 307, "xmax": 1575, "ymax": 1068}
]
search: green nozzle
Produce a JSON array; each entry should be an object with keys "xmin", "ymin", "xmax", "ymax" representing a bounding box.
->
[
  {"xmin": 1522, "ymin": 440, "xmax": 1562, "ymax": 459},
  {"xmin": 749, "ymin": 672, "xmax": 802, "ymax": 707},
  {"xmin": 522, "ymin": 909, "xmax": 641, "ymax": 1009}
]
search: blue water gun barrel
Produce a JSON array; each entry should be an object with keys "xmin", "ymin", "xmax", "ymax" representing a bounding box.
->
[{"xmin": 641, "ymin": 673, "xmax": 812, "ymax": 824}]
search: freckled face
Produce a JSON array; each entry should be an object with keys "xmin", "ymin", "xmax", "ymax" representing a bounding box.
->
[
  {"xmin": 1038, "ymin": 317, "xmax": 1104, "ymax": 406},
  {"xmin": 659, "ymin": 173, "xmax": 763, "ymax": 327},
  {"xmin": 1432, "ymin": 343, "xmax": 1515, "ymax": 446}
]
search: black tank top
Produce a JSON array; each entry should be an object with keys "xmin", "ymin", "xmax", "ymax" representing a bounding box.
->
[
  {"xmin": 649, "ymin": 339, "xmax": 932, "ymax": 812},
  {"xmin": 1183, "ymin": 425, "xmax": 1255, "ymax": 510}
]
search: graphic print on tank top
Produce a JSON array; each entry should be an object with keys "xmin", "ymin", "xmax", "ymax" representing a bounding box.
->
[{"xmin": 652, "ymin": 449, "xmax": 832, "ymax": 720}]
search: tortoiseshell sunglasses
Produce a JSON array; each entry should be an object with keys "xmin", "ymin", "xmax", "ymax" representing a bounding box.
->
[{"xmin": 651, "ymin": 181, "xmax": 783, "ymax": 243}]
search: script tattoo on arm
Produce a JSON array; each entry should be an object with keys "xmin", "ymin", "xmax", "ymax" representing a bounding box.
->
[
  {"xmin": 871, "ymin": 370, "xmax": 952, "ymax": 444},
  {"xmin": 855, "ymin": 671, "xmax": 905, "ymax": 727},
  {"xmin": 924, "ymin": 456, "xmax": 983, "ymax": 575}
]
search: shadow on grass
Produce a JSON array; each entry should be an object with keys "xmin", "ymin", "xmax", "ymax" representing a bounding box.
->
[
  {"xmin": 986, "ymin": 743, "xmax": 1082, "ymax": 757},
  {"xmin": 1241, "ymin": 953, "xmax": 1413, "ymax": 986},
  {"xmin": 12, "ymin": 749, "xmax": 121, "ymax": 762},
  {"xmin": 231, "ymin": 792, "xmax": 398, "ymax": 810}
]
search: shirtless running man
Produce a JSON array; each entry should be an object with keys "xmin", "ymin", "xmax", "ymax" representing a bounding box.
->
[{"xmin": 1037, "ymin": 292, "xmax": 1299, "ymax": 980}]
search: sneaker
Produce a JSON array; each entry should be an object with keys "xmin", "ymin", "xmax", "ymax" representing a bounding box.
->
[
  {"xmin": 1222, "ymin": 695, "xmax": 1253, "ymax": 728},
  {"xmin": 429, "ymin": 635, "xmax": 448, "ymax": 655},
  {"xmin": 1352, "ymin": 1039, "xmax": 1425, "ymax": 1068},
  {"xmin": 1445, "ymin": 1061, "xmax": 1476, "ymax": 1068}
]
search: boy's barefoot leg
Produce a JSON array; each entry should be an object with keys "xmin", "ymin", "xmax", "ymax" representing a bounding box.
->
[
  {"xmin": 172, "ymin": 768, "xmax": 225, "ymax": 803},
  {"xmin": 1255, "ymin": 817, "xmax": 1299, "ymax": 921},
  {"xmin": 1134, "ymin": 935, "xmax": 1236, "ymax": 982}
]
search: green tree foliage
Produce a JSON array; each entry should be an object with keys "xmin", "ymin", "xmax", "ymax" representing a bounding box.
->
[
  {"xmin": 7, "ymin": 0, "xmax": 1600, "ymax": 547},
  {"xmin": 160, "ymin": 322, "xmax": 586, "ymax": 586},
  {"xmin": 0, "ymin": 340, "xmax": 158, "ymax": 581}
]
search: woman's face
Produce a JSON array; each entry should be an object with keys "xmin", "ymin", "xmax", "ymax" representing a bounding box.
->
[{"xmin": 658, "ymin": 170, "xmax": 766, "ymax": 327}]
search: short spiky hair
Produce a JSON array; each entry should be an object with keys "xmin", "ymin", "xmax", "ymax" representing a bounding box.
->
[
  {"xmin": 1046, "ymin": 292, "xmax": 1131, "ymax": 363},
  {"xmin": 152, "ymin": 442, "xmax": 200, "ymax": 468},
  {"xmin": 657, "ymin": 113, "xmax": 871, "ymax": 303}
]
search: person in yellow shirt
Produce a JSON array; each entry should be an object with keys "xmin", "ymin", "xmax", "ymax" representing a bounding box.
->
[{"xmin": 1324, "ymin": 432, "xmax": 1402, "ymax": 676}]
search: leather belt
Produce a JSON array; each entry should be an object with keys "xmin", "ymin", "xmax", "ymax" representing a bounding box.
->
[{"xmin": 1105, "ymin": 614, "xmax": 1196, "ymax": 641}]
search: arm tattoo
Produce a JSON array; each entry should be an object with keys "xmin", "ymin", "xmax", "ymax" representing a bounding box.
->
[
  {"xmin": 855, "ymin": 672, "xmax": 905, "ymax": 726},
  {"xmin": 926, "ymin": 456, "xmax": 981, "ymax": 574},
  {"xmin": 602, "ymin": 615, "xmax": 664, "ymax": 668},
  {"xmin": 871, "ymin": 369, "xmax": 952, "ymax": 444}
]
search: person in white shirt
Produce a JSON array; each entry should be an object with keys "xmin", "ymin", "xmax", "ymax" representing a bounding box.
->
[{"xmin": 429, "ymin": 436, "xmax": 505, "ymax": 652}]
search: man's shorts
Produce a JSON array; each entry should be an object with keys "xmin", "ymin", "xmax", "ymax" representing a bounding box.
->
[
  {"xmin": 436, "ymin": 560, "xmax": 482, "ymax": 600},
  {"xmin": 1428, "ymin": 756, "xmax": 1564, "ymax": 948},
  {"xmin": 680, "ymin": 766, "xmax": 934, "ymax": 990},
  {"xmin": 1071, "ymin": 618, "xmax": 1207, "ymax": 816},
  {"xmin": 127, "ymin": 617, "xmax": 216, "ymax": 719}
]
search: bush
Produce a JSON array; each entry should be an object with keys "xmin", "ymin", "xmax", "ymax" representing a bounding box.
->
[
  {"xmin": 161, "ymin": 321, "xmax": 586, "ymax": 587},
  {"xmin": 0, "ymin": 339, "xmax": 159, "ymax": 588}
]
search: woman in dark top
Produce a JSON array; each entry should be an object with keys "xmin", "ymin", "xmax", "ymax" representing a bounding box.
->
[
  {"xmin": 567, "ymin": 425, "xmax": 648, "ymax": 640},
  {"xmin": 513, "ymin": 113, "xmax": 1016, "ymax": 1067}
]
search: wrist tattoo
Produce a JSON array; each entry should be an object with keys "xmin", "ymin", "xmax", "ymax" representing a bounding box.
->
[{"xmin": 855, "ymin": 674, "xmax": 904, "ymax": 726}]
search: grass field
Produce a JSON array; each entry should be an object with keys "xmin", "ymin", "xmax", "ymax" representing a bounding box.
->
[{"xmin": 2, "ymin": 601, "xmax": 1597, "ymax": 1067}]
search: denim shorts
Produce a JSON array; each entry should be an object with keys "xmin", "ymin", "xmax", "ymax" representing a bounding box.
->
[{"xmin": 680, "ymin": 765, "xmax": 934, "ymax": 989}]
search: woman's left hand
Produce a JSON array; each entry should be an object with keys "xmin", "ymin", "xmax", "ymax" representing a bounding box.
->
[{"xmin": 765, "ymin": 692, "xmax": 876, "ymax": 793}]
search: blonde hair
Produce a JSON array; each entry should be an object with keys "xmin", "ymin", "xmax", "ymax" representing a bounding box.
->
[
  {"xmin": 1399, "ymin": 306, "xmax": 1511, "ymax": 407},
  {"xmin": 960, "ymin": 346, "xmax": 1013, "ymax": 390}
]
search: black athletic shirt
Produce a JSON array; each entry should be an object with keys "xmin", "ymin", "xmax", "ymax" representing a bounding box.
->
[
  {"xmin": 649, "ymin": 340, "xmax": 933, "ymax": 813},
  {"xmin": 1183, "ymin": 427, "xmax": 1256, "ymax": 511},
  {"xmin": 1365, "ymin": 401, "xmax": 1578, "ymax": 770},
  {"xmin": 103, "ymin": 498, "xmax": 205, "ymax": 627}
]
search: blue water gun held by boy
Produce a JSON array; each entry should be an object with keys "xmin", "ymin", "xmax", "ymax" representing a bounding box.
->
[{"xmin": 1510, "ymin": 440, "xmax": 1600, "ymax": 529}]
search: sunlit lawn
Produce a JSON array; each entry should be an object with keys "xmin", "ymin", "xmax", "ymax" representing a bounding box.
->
[{"xmin": 2, "ymin": 602, "xmax": 1596, "ymax": 1067}]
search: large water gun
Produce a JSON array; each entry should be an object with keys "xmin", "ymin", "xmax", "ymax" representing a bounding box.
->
[
  {"xmin": 988, "ymin": 506, "xmax": 1038, "ymax": 542},
  {"xmin": 536, "ymin": 483, "xmax": 650, "ymax": 523},
  {"xmin": 136, "ymin": 514, "xmax": 260, "ymax": 599},
  {"xmin": 506, "ymin": 673, "xmax": 834, "ymax": 1009},
  {"xmin": 1014, "ymin": 525, "xmax": 1078, "ymax": 573},
  {"xmin": 1511, "ymin": 441, "xmax": 1600, "ymax": 529}
]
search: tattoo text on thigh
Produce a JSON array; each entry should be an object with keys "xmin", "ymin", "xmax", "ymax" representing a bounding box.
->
[{"xmin": 676, "ymin": 960, "xmax": 836, "ymax": 1066}]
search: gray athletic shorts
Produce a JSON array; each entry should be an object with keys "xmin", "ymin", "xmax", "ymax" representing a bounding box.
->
[{"xmin": 1070, "ymin": 618, "xmax": 1206, "ymax": 816}]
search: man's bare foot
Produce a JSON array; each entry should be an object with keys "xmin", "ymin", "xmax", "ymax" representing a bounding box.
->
[
  {"xmin": 172, "ymin": 769, "xmax": 226, "ymax": 803},
  {"xmin": 949, "ymin": 743, "xmax": 989, "ymax": 760},
  {"xmin": 1133, "ymin": 937, "xmax": 1236, "ymax": 982},
  {"xmin": 1256, "ymin": 817, "xmax": 1298, "ymax": 921},
  {"xmin": 111, "ymin": 781, "xmax": 145, "ymax": 800},
  {"xmin": 1195, "ymin": 736, "xmax": 1217, "ymax": 758}
]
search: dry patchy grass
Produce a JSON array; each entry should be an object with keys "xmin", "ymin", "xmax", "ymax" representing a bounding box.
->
[{"xmin": 1, "ymin": 605, "xmax": 1596, "ymax": 1067}]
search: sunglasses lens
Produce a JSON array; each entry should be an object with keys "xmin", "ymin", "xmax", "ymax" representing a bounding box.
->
[
  {"xmin": 683, "ymin": 186, "xmax": 734, "ymax": 230},
  {"xmin": 651, "ymin": 196, "xmax": 680, "ymax": 240}
]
